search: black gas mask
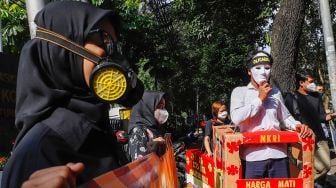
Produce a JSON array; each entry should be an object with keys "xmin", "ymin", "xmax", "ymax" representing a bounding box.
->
[{"xmin": 35, "ymin": 26, "xmax": 144, "ymax": 107}]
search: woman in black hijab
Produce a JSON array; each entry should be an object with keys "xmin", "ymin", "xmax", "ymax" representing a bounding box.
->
[
  {"xmin": 128, "ymin": 90, "xmax": 169, "ymax": 161},
  {"xmin": 1, "ymin": 1, "xmax": 128, "ymax": 187}
]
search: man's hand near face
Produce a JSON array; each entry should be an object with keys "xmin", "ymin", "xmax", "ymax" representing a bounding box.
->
[{"xmin": 258, "ymin": 81, "xmax": 272, "ymax": 102}]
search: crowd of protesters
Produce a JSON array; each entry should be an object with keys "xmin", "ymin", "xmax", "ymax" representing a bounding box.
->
[{"xmin": 2, "ymin": 1, "xmax": 336, "ymax": 188}]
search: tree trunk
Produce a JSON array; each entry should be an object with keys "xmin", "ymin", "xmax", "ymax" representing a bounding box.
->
[
  {"xmin": 271, "ymin": 0, "xmax": 306, "ymax": 93},
  {"xmin": 319, "ymin": 0, "xmax": 336, "ymax": 112}
]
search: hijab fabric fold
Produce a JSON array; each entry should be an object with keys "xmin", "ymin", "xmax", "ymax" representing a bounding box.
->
[{"xmin": 14, "ymin": 1, "xmax": 118, "ymax": 146}]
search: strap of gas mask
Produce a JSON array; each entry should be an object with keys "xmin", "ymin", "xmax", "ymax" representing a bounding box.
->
[{"xmin": 35, "ymin": 26, "xmax": 102, "ymax": 64}]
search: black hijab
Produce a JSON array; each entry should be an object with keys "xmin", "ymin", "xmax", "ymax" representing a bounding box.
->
[
  {"xmin": 15, "ymin": 1, "xmax": 119, "ymax": 147},
  {"xmin": 128, "ymin": 91, "xmax": 166, "ymax": 137}
]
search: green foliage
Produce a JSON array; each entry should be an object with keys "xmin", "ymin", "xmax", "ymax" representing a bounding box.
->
[
  {"xmin": 1, "ymin": 0, "xmax": 275, "ymax": 119},
  {"xmin": 0, "ymin": 1, "xmax": 28, "ymax": 53},
  {"xmin": 164, "ymin": 0, "xmax": 273, "ymax": 114},
  {"xmin": 91, "ymin": 0, "xmax": 104, "ymax": 6},
  {"xmin": 137, "ymin": 58, "xmax": 156, "ymax": 90},
  {"xmin": 294, "ymin": 0, "xmax": 336, "ymax": 101},
  {"xmin": 297, "ymin": 0, "xmax": 336, "ymax": 79},
  {"xmin": 124, "ymin": 0, "xmax": 142, "ymax": 9},
  {"xmin": 2, "ymin": 0, "xmax": 336, "ymax": 147}
]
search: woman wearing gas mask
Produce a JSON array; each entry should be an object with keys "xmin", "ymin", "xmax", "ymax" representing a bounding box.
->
[
  {"xmin": 127, "ymin": 91, "xmax": 169, "ymax": 161},
  {"xmin": 1, "ymin": 1, "xmax": 144, "ymax": 188},
  {"xmin": 203, "ymin": 101, "xmax": 232, "ymax": 157}
]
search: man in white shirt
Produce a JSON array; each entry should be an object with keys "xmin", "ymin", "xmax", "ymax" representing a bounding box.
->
[{"xmin": 230, "ymin": 50, "xmax": 312, "ymax": 179}]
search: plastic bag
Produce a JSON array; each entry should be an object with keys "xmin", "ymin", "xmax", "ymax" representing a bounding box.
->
[{"xmin": 80, "ymin": 134, "xmax": 178, "ymax": 188}]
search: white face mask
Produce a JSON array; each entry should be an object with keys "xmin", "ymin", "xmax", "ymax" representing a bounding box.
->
[
  {"xmin": 217, "ymin": 111, "xmax": 228, "ymax": 120},
  {"xmin": 306, "ymin": 82, "xmax": 317, "ymax": 92},
  {"xmin": 250, "ymin": 64, "xmax": 271, "ymax": 85},
  {"xmin": 154, "ymin": 109, "xmax": 169, "ymax": 125}
]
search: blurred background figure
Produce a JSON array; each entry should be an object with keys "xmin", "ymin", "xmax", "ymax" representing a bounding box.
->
[
  {"xmin": 203, "ymin": 101, "xmax": 231, "ymax": 157},
  {"xmin": 127, "ymin": 91, "xmax": 168, "ymax": 161}
]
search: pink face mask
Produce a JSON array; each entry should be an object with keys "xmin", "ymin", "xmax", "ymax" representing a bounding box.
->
[{"xmin": 250, "ymin": 64, "xmax": 271, "ymax": 85}]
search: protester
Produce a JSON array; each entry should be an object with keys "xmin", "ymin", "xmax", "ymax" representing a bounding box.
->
[
  {"xmin": 128, "ymin": 90, "xmax": 169, "ymax": 161},
  {"xmin": 1, "ymin": 1, "xmax": 144, "ymax": 187},
  {"xmin": 284, "ymin": 70, "xmax": 336, "ymax": 187},
  {"xmin": 316, "ymin": 83, "xmax": 330, "ymax": 112},
  {"xmin": 204, "ymin": 101, "xmax": 232, "ymax": 157},
  {"xmin": 230, "ymin": 50, "xmax": 312, "ymax": 179},
  {"xmin": 317, "ymin": 83, "xmax": 324, "ymax": 93},
  {"xmin": 316, "ymin": 83, "xmax": 331, "ymax": 139}
]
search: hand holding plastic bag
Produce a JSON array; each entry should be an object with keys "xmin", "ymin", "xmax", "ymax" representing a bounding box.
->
[{"xmin": 148, "ymin": 137, "xmax": 166, "ymax": 157}]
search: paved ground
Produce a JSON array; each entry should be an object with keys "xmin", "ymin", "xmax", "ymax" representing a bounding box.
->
[{"xmin": 326, "ymin": 150, "xmax": 336, "ymax": 187}]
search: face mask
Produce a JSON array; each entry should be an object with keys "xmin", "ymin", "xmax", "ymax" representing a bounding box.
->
[
  {"xmin": 306, "ymin": 83, "xmax": 317, "ymax": 92},
  {"xmin": 250, "ymin": 64, "xmax": 271, "ymax": 85},
  {"xmin": 35, "ymin": 27, "xmax": 144, "ymax": 107},
  {"xmin": 217, "ymin": 111, "xmax": 228, "ymax": 120},
  {"xmin": 154, "ymin": 109, "xmax": 169, "ymax": 125}
]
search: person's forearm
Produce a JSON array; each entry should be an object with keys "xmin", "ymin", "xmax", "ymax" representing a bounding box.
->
[
  {"xmin": 283, "ymin": 117, "xmax": 300, "ymax": 130},
  {"xmin": 204, "ymin": 136, "xmax": 212, "ymax": 154},
  {"xmin": 230, "ymin": 98, "xmax": 262, "ymax": 125}
]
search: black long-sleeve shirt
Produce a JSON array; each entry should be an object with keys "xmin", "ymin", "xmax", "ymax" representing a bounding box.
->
[{"xmin": 284, "ymin": 91, "xmax": 327, "ymax": 142}]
